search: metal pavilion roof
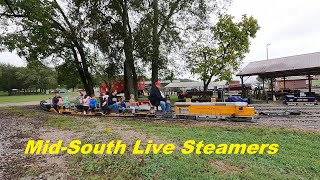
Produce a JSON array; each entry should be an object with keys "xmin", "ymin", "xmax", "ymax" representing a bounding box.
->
[{"xmin": 237, "ymin": 52, "xmax": 320, "ymax": 78}]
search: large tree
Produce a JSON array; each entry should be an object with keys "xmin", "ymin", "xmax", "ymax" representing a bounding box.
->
[
  {"xmin": 75, "ymin": 0, "xmax": 140, "ymax": 99},
  {"xmin": 188, "ymin": 14, "xmax": 260, "ymax": 91},
  {"xmin": 0, "ymin": 0, "xmax": 95, "ymax": 95},
  {"xmin": 134, "ymin": 0, "xmax": 230, "ymax": 86}
]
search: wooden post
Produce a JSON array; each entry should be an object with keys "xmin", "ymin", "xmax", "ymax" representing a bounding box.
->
[
  {"xmin": 270, "ymin": 77, "xmax": 274, "ymax": 101},
  {"xmin": 308, "ymin": 75, "xmax": 312, "ymax": 95},
  {"xmin": 240, "ymin": 76, "xmax": 244, "ymax": 98},
  {"xmin": 262, "ymin": 77, "xmax": 265, "ymax": 89},
  {"xmin": 283, "ymin": 76, "xmax": 286, "ymax": 89}
]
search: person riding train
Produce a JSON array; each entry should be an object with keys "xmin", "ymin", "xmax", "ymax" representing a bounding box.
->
[
  {"xmin": 108, "ymin": 90, "xmax": 120, "ymax": 115},
  {"xmin": 149, "ymin": 81, "xmax": 171, "ymax": 113},
  {"xmin": 52, "ymin": 93, "xmax": 62, "ymax": 112}
]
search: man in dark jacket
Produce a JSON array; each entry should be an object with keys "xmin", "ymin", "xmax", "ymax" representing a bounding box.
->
[
  {"xmin": 149, "ymin": 81, "xmax": 171, "ymax": 113},
  {"xmin": 52, "ymin": 93, "xmax": 61, "ymax": 112},
  {"xmin": 108, "ymin": 90, "xmax": 119, "ymax": 114}
]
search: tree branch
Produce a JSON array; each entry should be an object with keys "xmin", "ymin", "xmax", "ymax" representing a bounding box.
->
[
  {"xmin": 1, "ymin": 0, "xmax": 25, "ymax": 18},
  {"xmin": 0, "ymin": 13, "xmax": 24, "ymax": 17},
  {"xmin": 157, "ymin": 0, "xmax": 182, "ymax": 36}
]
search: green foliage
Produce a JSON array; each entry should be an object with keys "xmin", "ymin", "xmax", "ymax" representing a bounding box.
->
[
  {"xmin": 134, "ymin": 0, "xmax": 230, "ymax": 82},
  {"xmin": 188, "ymin": 14, "xmax": 260, "ymax": 90},
  {"xmin": 56, "ymin": 62, "xmax": 81, "ymax": 90},
  {"xmin": 0, "ymin": 63, "xmax": 57, "ymax": 95},
  {"xmin": 0, "ymin": 0, "xmax": 95, "ymax": 95}
]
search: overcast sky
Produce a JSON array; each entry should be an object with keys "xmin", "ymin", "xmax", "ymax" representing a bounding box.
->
[{"xmin": 1, "ymin": 0, "xmax": 320, "ymax": 80}]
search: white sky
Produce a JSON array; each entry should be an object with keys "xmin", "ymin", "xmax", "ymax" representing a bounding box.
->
[{"xmin": 1, "ymin": 0, "xmax": 320, "ymax": 81}]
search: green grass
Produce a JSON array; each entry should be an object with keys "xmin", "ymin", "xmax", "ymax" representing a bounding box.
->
[
  {"xmin": 114, "ymin": 120, "xmax": 320, "ymax": 179},
  {"xmin": 4, "ymin": 107, "xmax": 320, "ymax": 179},
  {"xmin": 0, "ymin": 92, "xmax": 77, "ymax": 104},
  {"xmin": 45, "ymin": 116, "xmax": 96, "ymax": 131}
]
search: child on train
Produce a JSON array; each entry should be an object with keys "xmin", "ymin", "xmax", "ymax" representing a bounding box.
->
[
  {"xmin": 120, "ymin": 96, "xmax": 127, "ymax": 113},
  {"xmin": 83, "ymin": 95, "xmax": 90, "ymax": 114},
  {"xmin": 129, "ymin": 94, "xmax": 139, "ymax": 114},
  {"xmin": 61, "ymin": 96, "xmax": 71, "ymax": 110},
  {"xmin": 100, "ymin": 93, "xmax": 109, "ymax": 114},
  {"xmin": 89, "ymin": 95, "xmax": 98, "ymax": 112}
]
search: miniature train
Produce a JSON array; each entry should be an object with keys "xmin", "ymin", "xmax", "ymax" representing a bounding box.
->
[
  {"xmin": 285, "ymin": 95, "xmax": 317, "ymax": 105},
  {"xmin": 40, "ymin": 100, "xmax": 256, "ymax": 122}
]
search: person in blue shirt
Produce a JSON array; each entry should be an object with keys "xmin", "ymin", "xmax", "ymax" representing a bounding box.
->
[
  {"xmin": 89, "ymin": 95, "xmax": 97, "ymax": 112},
  {"xmin": 120, "ymin": 96, "xmax": 127, "ymax": 113}
]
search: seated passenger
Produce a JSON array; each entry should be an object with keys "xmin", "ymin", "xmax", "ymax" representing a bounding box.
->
[
  {"xmin": 52, "ymin": 93, "xmax": 61, "ymax": 112},
  {"xmin": 120, "ymin": 96, "xmax": 127, "ymax": 113},
  {"xmin": 89, "ymin": 95, "xmax": 97, "ymax": 112},
  {"xmin": 100, "ymin": 93, "xmax": 109, "ymax": 114},
  {"xmin": 108, "ymin": 90, "xmax": 120, "ymax": 115},
  {"xmin": 71, "ymin": 93, "xmax": 84, "ymax": 112},
  {"xmin": 149, "ymin": 81, "xmax": 171, "ymax": 113},
  {"xmin": 83, "ymin": 95, "xmax": 90, "ymax": 114},
  {"xmin": 129, "ymin": 94, "xmax": 139, "ymax": 114},
  {"xmin": 61, "ymin": 96, "xmax": 71, "ymax": 110}
]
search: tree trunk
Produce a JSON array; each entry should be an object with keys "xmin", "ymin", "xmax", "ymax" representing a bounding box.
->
[
  {"xmin": 74, "ymin": 43, "xmax": 95, "ymax": 96},
  {"xmin": 151, "ymin": 0, "xmax": 160, "ymax": 88},
  {"xmin": 71, "ymin": 47, "xmax": 93, "ymax": 96},
  {"xmin": 203, "ymin": 76, "xmax": 213, "ymax": 92},
  {"xmin": 203, "ymin": 81, "xmax": 209, "ymax": 92},
  {"xmin": 121, "ymin": 0, "xmax": 138, "ymax": 100},
  {"xmin": 123, "ymin": 63, "xmax": 129, "ymax": 98}
]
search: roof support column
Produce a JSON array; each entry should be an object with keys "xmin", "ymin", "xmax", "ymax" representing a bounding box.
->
[
  {"xmin": 283, "ymin": 76, "xmax": 286, "ymax": 89},
  {"xmin": 240, "ymin": 76, "xmax": 244, "ymax": 98},
  {"xmin": 262, "ymin": 77, "xmax": 265, "ymax": 89},
  {"xmin": 271, "ymin": 77, "xmax": 274, "ymax": 101},
  {"xmin": 308, "ymin": 75, "xmax": 312, "ymax": 95}
]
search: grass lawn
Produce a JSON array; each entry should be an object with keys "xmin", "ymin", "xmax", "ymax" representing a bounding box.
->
[
  {"xmin": 4, "ymin": 107, "xmax": 320, "ymax": 179},
  {"xmin": 111, "ymin": 120, "xmax": 320, "ymax": 179},
  {"xmin": 0, "ymin": 92, "xmax": 77, "ymax": 104}
]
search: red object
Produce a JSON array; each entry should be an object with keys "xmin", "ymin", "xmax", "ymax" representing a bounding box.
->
[
  {"xmin": 155, "ymin": 81, "xmax": 161, "ymax": 86},
  {"xmin": 226, "ymin": 84, "xmax": 252, "ymax": 91},
  {"xmin": 101, "ymin": 78, "xmax": 145, "ymax": 94},
  {"xmin": 100, "ymin": 82, "xmax": 108, "ymax": 95}
]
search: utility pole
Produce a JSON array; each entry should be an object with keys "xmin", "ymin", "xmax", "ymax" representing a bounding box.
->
[{"xmin": 266, "ymin": 43, "xmax": 271, "ymax": 60}]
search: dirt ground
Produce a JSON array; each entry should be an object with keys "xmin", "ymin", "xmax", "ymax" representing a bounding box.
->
[{"xmin": 0, "ymin": 107, "xmax": 179, "ymax": 179}]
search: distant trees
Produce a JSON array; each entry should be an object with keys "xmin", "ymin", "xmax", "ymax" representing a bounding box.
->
[{"xmin": 0, "ymin": 64, "xmax": 57, "ymax": 95}]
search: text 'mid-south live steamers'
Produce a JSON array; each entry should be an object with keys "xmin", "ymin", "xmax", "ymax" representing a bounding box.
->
[{"xmin": 25, "ymin": 140, "xmax": 279, "ymax": 155}]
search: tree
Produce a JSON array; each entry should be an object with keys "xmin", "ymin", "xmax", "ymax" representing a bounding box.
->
[
  {"xmin": 0, "ymin": 63, "xmax": 57, "ymax": 95},
  {"xmin": 56, "ymin": 62, "xmax": 81, "ymax": 91},
  {"xmin": 188, "ymin": 14, "xmax": 260, "ymax": 91},
  {"xmin": 164, "ymin": 71, "xmax": 175, "ymax": 82},
  {"xmin": 134, "ymin": 0, "xmax": 230, "ymax": 87},
  {"xmin": 75, "ymin": 0, "xmax": 140, "ymax": 99},
  {"xmin": 0, "ymin": 0, "xmax": 95, "ymax": 95},
  {"xmin": 0, "ymin": 64, "xmax": 19, "ymax": 95}
]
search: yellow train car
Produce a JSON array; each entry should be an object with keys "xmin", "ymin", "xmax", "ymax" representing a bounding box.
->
[{"xmin": 174, "ymin": 102, "xmax": 255, "ymax": 121}]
